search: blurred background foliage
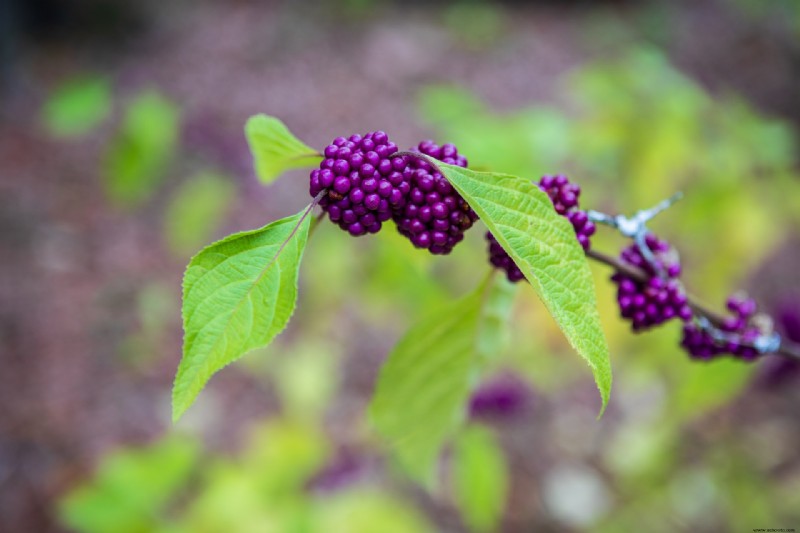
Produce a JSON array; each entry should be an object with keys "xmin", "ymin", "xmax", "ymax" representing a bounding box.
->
[{"xmin": 2, "ymin": 0, "xmax": 800, "ymax": 531}]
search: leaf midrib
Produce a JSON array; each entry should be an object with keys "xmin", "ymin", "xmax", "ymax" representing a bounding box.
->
[{"xmin": 177, "ymin": 214, "xmax": 308, "ymax": 409}]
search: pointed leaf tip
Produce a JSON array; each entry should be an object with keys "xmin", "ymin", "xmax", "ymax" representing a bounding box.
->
[
  {"xmin": 172, "ymin": 205, "xmax": 313, "ymax": 422},
  {"xmin": 245, "ymin": 114, "xmax": 322, "ymax": 184},
  {"xmin": 435, "ymin": 162, "xmax": 612, "ymax": 416}
]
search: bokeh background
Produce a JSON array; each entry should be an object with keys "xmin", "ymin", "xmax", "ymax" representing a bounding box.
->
[{"xmin": 2, "ymin": 0, "xmax": 800, "ymax": 531}]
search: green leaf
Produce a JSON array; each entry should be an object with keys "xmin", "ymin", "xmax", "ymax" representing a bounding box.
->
[
  {"xmin": 163, "ymin": 171, "xmax": 236, "ymax": 257},
  {"xmin": 42, "ymin": 75, "xmax": 111, "ymax": 138},
  {"xmin": 103, "ymin": 90, "xmax": 179, "ymax": 208},
  {"xmin": 452, "ymin": 425, "xmax": 509, "ymax": 532},
  {"xmin": 369, "ymin": 281, "xmax": 487, "ymax": 486},
  {"xmin": 477, "ymin": 275, "xmax": 516, "ymax": 362},
  {"xmin": 434, "ymin": 161, "xmax": 612, "ymax": 415},
  {"xmin": 173, "ymin": 206, "xmax": 314, "ymax": 422},
  {"xmin": 245, "ymin": 114, "xmax": 322, "ymax": 184}
]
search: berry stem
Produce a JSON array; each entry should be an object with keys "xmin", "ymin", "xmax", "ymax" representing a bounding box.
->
[
  {"xmin": 305, "ymin": 190, "xmax": 327, "ymax": 239},
  {"xmin": 585, "ymin": 248, "xmax": 800, "ymax": 361}
]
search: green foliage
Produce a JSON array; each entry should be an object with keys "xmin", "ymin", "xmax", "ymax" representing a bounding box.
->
[
  {"xmin": 271, "ymin": 342, "xmax": 340, "ymax": 421},
  {"xmin": 369, "ymin": 280, "xmax": 488, "ymax": 486},
  {"xmin": 103, "ymin": 91, "xmax": 180, "ymax": 208},
  {"xmin": 42, "ymin": 75, "xmax": 111, "ymax": 138},
  {"xmin": 245, "ymin": 114, "xmax": 322, "ymax": 184},
  {"xmin": 670, "ymin": 358, "xmax": 753, "ymax": 420},
  {"xmin": 59, "ymin": 417, "xmax": 438, "ymax": 533},
  {"xmin": 435, "ymin": 162, "xmax": 612, "ymax": 414},
  {"xmin": 240, "ymin": 421, "xmax": 330, "ymax": 496},
  {"xmin": 58, "ymin": 437, "xmax": 199, "ymax": 533},
  {"xmin": 173, "ymin": 207, "xmax": 313, "ymax": 422},
  {"xmin": 318, "ymin": 490, "xmax": 435, "ymax": 533},
  {"xmin": 476, "ymin": 275, "xmax": 516, "ymax": 362},
  {"xmin": 443, "ymin": 2, "xmax": 507, "ymax": 49},
  {"xmin": 418, "ymin": 49, "xmax": 799, "ymax": 425},
  {"xmin": 179, "ymin": 421, "xmax": 329, "ymax": 533},
  {"xmin": 452, "ymin": 425, "xmax": 509, "ymax": 532},
  {"xmin": 417, "ymin": 86, "xmax": 572, "ymax": 177},
  {"xmin": 164, "ymin": 171, "xmax": 236, "ymax": 257}
]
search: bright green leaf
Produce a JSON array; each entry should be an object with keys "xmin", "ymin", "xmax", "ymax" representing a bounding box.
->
[
  {"xmin": 43, "ymin": 75, "xmax": 111, "ymax": 138},
  {"xmin": 369, "ymin": 282, "xmax": 486, "ymax": 486},
  {"xmin": 245, "ymin": 114, "xmax": 322, "ymax": 184},
  {"xmin": 452, "ymin": 425, "xmax": 509, "ymax": 532},
  {"xmin": 103, "ymin": 90, "xmax": 179, "ymax": 208},
  {"xmin": 164, "ymin": 171, "xmax": 236, "ymax": 257},
  {"xmin": 434, "ymin": 161, "xmax": 612, "ymax": 415},
  {"xmin": 173, "ymin": 206, "xmax": 314, "ymax": 422}
]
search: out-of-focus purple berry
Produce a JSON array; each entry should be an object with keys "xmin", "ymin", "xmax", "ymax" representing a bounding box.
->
[
  {"xmin": 756, "ymin": 301, "xmax": 800, "ymax": 387},
  {"xmin": 486, "ymin": 174, "xmax": 593, "ymax": 282},
  {"xmin": 306, "ymin": 449, "xmax": 368, "ymax": 493},
  {"xmin": 681, "ymin": 294, "xmax": 767, "ymax": 362},
  {"xmin": 486, "ymin": 232, "xmax": 525, "ymax": 283},
  {"xmin": 611, "ymin": 235, "xmax": 689, "ymax": 332},
  {"xmin": 469, "ymin": 373, "xmax": 533, "ymax": 420}
]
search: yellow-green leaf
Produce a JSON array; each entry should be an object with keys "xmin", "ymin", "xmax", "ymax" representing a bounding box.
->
[
  {"xmin": 369, "ymin": 283, "xmax": 485, "ymax": 486},
  {"xmin": 245, "ymin": 114, "xmax": 322, "ymax": 184},
  {"xmin": 452, "ymin": 425, "xmax": 509, "ymax": 532},
  {"xmin": 173, "ymin": 206, "xmax": 313, "ymax": 422},
  {"xmin": 436, "ymin": 161, "xmax": 612, "ymax": 415}
]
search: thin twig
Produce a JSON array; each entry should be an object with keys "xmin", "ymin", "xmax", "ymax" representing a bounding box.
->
[{"xmin": 585, "ymin": 249, "xmax": 800, "ymax": 362}]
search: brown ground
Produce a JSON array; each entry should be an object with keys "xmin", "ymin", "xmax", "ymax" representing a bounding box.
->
[{"xmin": 1, "ymin": 0, "xmax": 799, "ymax": 531}]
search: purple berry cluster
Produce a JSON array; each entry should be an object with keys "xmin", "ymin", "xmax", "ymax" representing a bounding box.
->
[
  {"xmin": 681, "ymin": 296, "xmax": 762, "ymax": 361},
  {"xmin": 611, "ymin": 234, "xmax": 692, "ymax": 331},
  {"xmin": 310, "ymin": 131, "xmax": 409, "ymax": 237},
  {"xmin": 307, "ymin": 137, "xmax": 781, "ymax": 362},
  {"xmin": 486, "ymin": 232, "xmax": 524, "ymax": 282},
  {"xmin": 486, "ymin": 174, "xmax": 594, "ymax": 283},
  {"xmin": 393, "ymin": 141, "xmax": 478, "ymax": 255},
  {"xmin": 538, "ymin": 174, "xmax": 596, "ymax": 252}
]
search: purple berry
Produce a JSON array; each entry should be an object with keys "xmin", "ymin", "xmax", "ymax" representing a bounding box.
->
[
  {"xmin": 610, "ymin": 235, "xmax": 689, "ymax": 332},
  {"xmin": 469, "ymin": 373, "xmax": 533, "ymax": 420},
  {"xmin": 392, "ymin": 140, "xmax": 477, "ymax": 255},
  {"xmin": 486, "ymin": 174, "xmax": 592, "ymax": 282},
  {"xmin": 486, "ymin": 232, "xmax": 525, "ymax": 283},
  {"xmin": 312, "ymin": 132, "xmax": 411, "ymax": 236},
  {"xmin": 681, "ymin": 295, "xmax": 766, "ymax": 361}
]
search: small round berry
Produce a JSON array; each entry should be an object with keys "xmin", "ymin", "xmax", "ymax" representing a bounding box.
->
[
  {"xmin": 682, "ymin": 295, "xmax": 766, "ymax": 362},
  {"xmin": 487, "ymin": 173, "xmax": 592, "ymax": 279},
  {"xmin": 333, "ymin": 177, "xmax": 351, "ymax": 195},
  {"xmin": 333, "ymin": 159, "xmax": 350, "ymax": 175},
  {"xmin": 610, "ymin": 234, "xmax": 688, "ymax": 332},
  {"xmin": 486, "ymin": 232, "xmax": 524, "ymax": 283}
]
